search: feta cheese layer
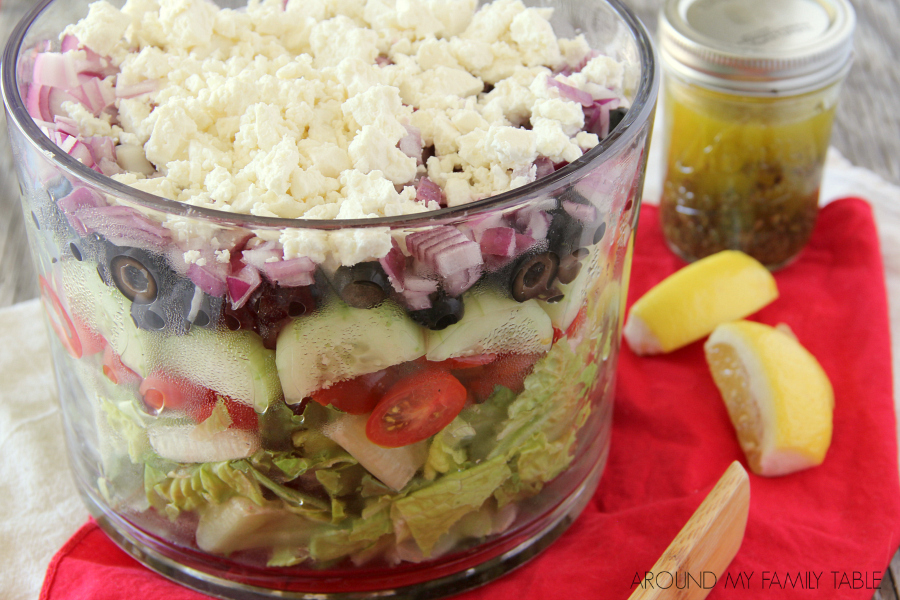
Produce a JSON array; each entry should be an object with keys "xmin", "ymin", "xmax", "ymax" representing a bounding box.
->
[{"xmin": 65, "ymin": 0, "xmax": 632, "ymax": 223}]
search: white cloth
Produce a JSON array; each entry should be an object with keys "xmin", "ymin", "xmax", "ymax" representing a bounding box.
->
[
  {"xmin": 1, "ymin": 151, "xmax": 898, "ymax": 600},
  {"xmin": 0, "ymin": 300, "xmax": 90, "ymax": 600}
]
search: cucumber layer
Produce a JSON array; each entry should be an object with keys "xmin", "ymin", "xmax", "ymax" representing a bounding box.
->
[
  {"xmin": 275, "ymin": 300, "xmax": 426, "ymax": 403},
  {"xmin": 425, "ymin": 291, "xmax": 553, "ymax": 361}
]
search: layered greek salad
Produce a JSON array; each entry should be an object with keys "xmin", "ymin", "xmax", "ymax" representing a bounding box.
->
[{"xmin": 20, "ymin": 0, "xmax": 638, "ymax": 570}]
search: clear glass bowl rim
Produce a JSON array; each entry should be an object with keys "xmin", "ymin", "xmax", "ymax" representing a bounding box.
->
[{"xmin": 1, "ymin": 0, "xmax": 659, "ymax": 231}]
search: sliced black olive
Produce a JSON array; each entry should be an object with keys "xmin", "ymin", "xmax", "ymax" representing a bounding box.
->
[
  {"xmin": 546, "ymin": 210, "xmax": 584, "ymax": 256},
  {"xmin": 110, "ymin": 253, "xmax": 159, "ymax": 304},
  {"xmin": 556, "ymin": 186, "xmax": 590, "ymax": 206},
  {"xmin": 511, "ymin": 252, "xmax": 562, "ymax": 302},
  {"xmin": 131, "ymin": 304, "xmax": 167, "ymax": 331},
  {"xmin": 181, "ymin": 286, "xmax": 223, "ymax": 330},
  {"xmin": 557, "ymin": 248, "xmax": 590, "ymax": 284},
  {"xmin": 106, "ymin": 246, "xmax": 179, "ymax": 307},
  {"xmin": 331, "ymin": 262, "xmax": 389, "ymax": 309},
  {"xmin": 130, "ymin": 278, "xmax": 189, "ymax": 334},
  {"xmin": 47, "ymin": 177, "xmax": 73, "ymax": 202},
  {"xmin": 593, "ymin": 221, "xmax": 607, "ymax": 245},
  {"xmin": 409, "ymin": 294, "xmax": 464, "ymax": 330},
  {"xmin": 608, "ymin": 107, "xmax": 627, "ymax": 133}
]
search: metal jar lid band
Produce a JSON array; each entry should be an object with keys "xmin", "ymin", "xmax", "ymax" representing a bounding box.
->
[{"xmin": 659, "ymin": 0, "xmax": 855, "ymax": 95}]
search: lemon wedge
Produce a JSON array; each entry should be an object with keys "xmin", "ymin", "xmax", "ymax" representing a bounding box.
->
[
  {"xmin": 704, "ymin": 320, "xmax": 834, "ymax": 477},
  {"xmin": 624, "ymin": 250, "xmax": 777, "ymax": 355}
]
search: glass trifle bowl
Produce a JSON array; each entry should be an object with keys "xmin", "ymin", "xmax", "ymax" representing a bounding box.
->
[{"xmin": 2, "ymin": 0, "xmax": 658, "ymax": 596}]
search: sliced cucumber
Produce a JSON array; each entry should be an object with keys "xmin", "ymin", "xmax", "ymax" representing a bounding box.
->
[
  {"xmin": 153, "ymin": 327, "xmax": 282, "ymax": 412},
  {"xmin": 60, "ymin": 259, "xmax": 149, "ymax": 375},
  {"xmin": 324, "ymin": 414, "xmax": 426, "ymax": 491},
  {"xmin": 538, "ymin": 246, "xmax": 599, "ymax": 331},
  {"xmin": 425, "ymin": 291, "xmax": 553, "ymax": 362},
  {"xmin": 275, "ymin": 300, "xmax": 425, "ymax": 403}
]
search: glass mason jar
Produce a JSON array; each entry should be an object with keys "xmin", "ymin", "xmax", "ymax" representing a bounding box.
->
[
  {"xmin": 2, "ymin": 0, "xmax": 657, "ymax": 597},
  {"xmin": 657, "ymin": 0, "xmax": 855, "ymax": 269}
]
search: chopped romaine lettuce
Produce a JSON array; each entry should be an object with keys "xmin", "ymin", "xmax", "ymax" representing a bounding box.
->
[
  {"xmin": 391, "ymin": 455, "xmax": 511, "ymax": 556},
  {"xmin": 423, "ymin": 416, "xmax": 476, "ymax": 480}
]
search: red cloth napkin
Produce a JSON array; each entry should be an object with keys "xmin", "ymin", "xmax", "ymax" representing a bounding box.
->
[{"xmin": 42, "ymin": 198, "xmax": 900, "ymax": 600}]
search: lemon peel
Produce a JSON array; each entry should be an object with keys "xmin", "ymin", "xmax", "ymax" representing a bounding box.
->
[
  {"xmin": 704, "ymin": 320, "xmax": 834, "ymax": 477},
  {"xmin": 624, "ymin": 250, "xmax": 777, "ymax": 355}
]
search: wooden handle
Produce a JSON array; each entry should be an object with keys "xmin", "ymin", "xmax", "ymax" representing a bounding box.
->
[{"xmin": 628, "ymin": 461, "xmax": 750, "ymax": 600}]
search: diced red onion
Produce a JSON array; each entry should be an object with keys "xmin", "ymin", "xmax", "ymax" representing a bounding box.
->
[
  {"xmin": 534, "ymin": 156, "xmax": 555, "ymax": 180},
  {"xmin": 57, "ymin": 186, "xmax": 104, "ymax": 233},
  {"xmin": 483, "ymin": 254, "xmax": 513, "ymax": 272},
  {"xmin": 523, "ymin": 210, "xmax": 551, "ymax": 240},
  {"xmin": 466, "ymin": 211, "xmax": 508, "ymax": 242},
  {"xmin": 67, "ymin": 139, "xmax": 95, "ymax": 167},
  {"xmin": 60, "ymin": 35, "xmax": 79, "ymax": 53},
  {"xmin": 47, "ymin": 87, "xmax": 82, "ymax": 121},
  {"xmin": 401, "ymin": 290, "xmax": 432, "ymax": 310},
  {"xmin": 26, "ymin": 84, "xmax": 52, "ymax": 122},
  {"xmin": 515, "ymin": 233, "xmax": 537, "ymax": 253},
  {"xmin": 33, "ymin": 52, "xmax": 81, "ymax": 89},
  {"xmin": 262, "ymin": 257, "xmax": 316, "ymax": 287},
  {"xmin": 52, "ymin": 115, "xmax": 80, "ymax": 137},
  {"xmin": 433, "ymin": 241, "xmax": 482, "ymax": 280},
  {"xmin": 480, "ymin": 227, "xmax": 517, "ymax": 257},
  {"xmin": 398, "ymin": 125, "xmax": 423, "ymax": 164},
  {"xmin": 115, "ymin": 79, "xmax": 159, "ymax": 99},
  {"xmin": 406, "ymin": 227, "xmax": 455, "ymax": 261},
  {"xmin": 574, "ymin": 50, "xmax": 600, "ymax": 73},
  {"xmin": 74, "ymin": 204, "xmax": 171, "ymax": 249},
  {"xmin": 87, "ymin": 136, "xmax": 116, "ymax": 163},
  {"xmin": 378, "ymin": 241, "xmax": 408, "ymax": 293},
  {"xmin": 77, "ymin": 76, "xmax": 115, "ymax": 116},
  {"xmin": 74, "ymin": 49, "xmax": 118, "ymax": 79},
  {"xmin": 227, "ymin": 266, "xmax": 262, "ymax": 309},
  {"xmin": 403, "ymin": 275, "xmax": 438, "ymax": 294},
  {"xmin": 240, "ymin": 242, "xmax": 283, "ymax": 270},
  {"xmin": 563, "ymin": 200, "xmax": 598, "ymax": 223},
  {"xmin": 584, "ymin": 98, "xmax": 620, "ymax": 139},
  {"xmin": 415, "ymin": 177, "xmax": 443, "ymax": 206},
  {"xmin": 407, "ymin": 226, "xmax": 483, "ymax": 277},
  {"xmin": 443, "ymin": 265, "xmax": 482, "ymax": 297},
  {"xmin": 187, "ymin": 263, "xmax": 228, "ymax": 297},
  {"xmin": 407, "ymin": 226, "xmax": 484, "ymax": 294},
  {"xmin": 547, "ymin": 78, "xmax": 593, "ymax": 107},
  {"xmin": 97, "ymin": 157, "xmax": 123, "ymax": 176}
]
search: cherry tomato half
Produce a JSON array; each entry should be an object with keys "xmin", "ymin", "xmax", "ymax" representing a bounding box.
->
[
  {"xmin": 366, "ymin": 369, "xmax": 467, "ymax": 448},
  {"xmin": 565, "ymin": 306, "xmax": 588, "ymax": 343},
  {"xmin": 432, "ymin": 353, "xmax": 498, "ymax": 371},
  {"xmin": 39, "ymin": 274, "xmax": 82, "ymax": 358},
  {"xmin": 102, "ymin": 345, "xmax": 141, "ymax": 385},
  {"xmin": 452, "ymin": 353, "xmax": 542, "ymax": 403},
  {"xmin": 139, "ymin": 372, "xmax": 258, "ymax": 430},
  {"xmin": 309, "ymin": 369, "xmax": 396, "ymax": 415},
  {"xmin": 39, "ymin": 275, "xmax": 105, "ymax": 359}
]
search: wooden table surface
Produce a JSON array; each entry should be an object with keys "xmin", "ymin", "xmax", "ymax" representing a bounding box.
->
[{"xmin": 1, "ymin": 0, "xmax": 898, "ymax": 596}]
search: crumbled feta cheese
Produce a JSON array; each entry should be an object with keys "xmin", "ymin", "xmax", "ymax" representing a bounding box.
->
[
  {"xmin": 59, "ymin": 0, "xmax": 633, "ymax": 266},
  {"xmin": 531, "ymin": 98, "xmax": 584, "ymax": 137},
  {"xmin": 64, "ymin": 1, "xmax": 130, "ymax": 58}
]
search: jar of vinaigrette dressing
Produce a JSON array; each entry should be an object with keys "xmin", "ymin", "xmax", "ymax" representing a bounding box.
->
[{"xmin": 657, "ymin": 0, "xmax": 855, "ymax": 269}]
